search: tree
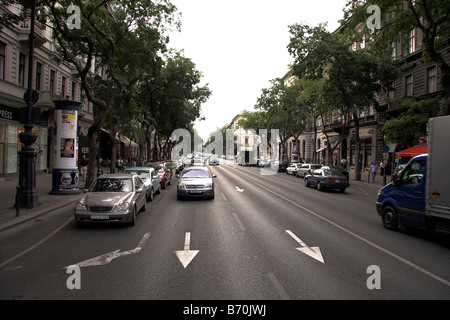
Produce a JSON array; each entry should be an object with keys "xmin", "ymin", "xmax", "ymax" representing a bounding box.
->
[
  {"xmin": 344, "ymin": 0, "xmax": 450, "ymax": 115},
  {"xmin": 135, "ymin": 50, "xmax": 211, "ymax": 160},
  {"xmin": 40, "ymin": 0, "xmax": 178, "ymax": 185},
  {"xmin": 288, "ymin": 22, "xmax": 398, "ymax": 180},
  {"xmin": 381, "ymin": 96, "xmax": 444, "ymax": 146}
]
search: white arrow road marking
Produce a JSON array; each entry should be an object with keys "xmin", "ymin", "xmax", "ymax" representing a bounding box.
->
[
  {"xmin": 64, "ymin": 232, "xmax": 150, "ymax": 268},
  {"xmin": 175, "ymin": 232, "xmax": 199, "ymax": 268},
  {"xmin": 286, "ymin": 230, "xmax": 324, "ymax": 263},
  {"xmin": 235, "ymin": 186, "xmax": 244, "ymax": 192}
]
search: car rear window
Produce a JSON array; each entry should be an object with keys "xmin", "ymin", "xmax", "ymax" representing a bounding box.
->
[
  {"xmin": 182, "ymin": 169, "xmax": 211, "ymax": 178},
  {"xmin": 90, "ymin": 178, "xmax": 133, "ymax": 192},
  {"xmin": 125, "ymin": 170, "xmax": 150, "ymax": 179}
]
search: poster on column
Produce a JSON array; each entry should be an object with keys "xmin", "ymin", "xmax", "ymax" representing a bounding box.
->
[
  {"xmin": 61, "ymin": 110, "xmax": 76, "ymax": 131},
  {"xmin": 61, "ymin": 138, "xmax": 75, "ymax": 158},
  {"xmin": 51, "ymin": 100, "xmax": 81, "ymax": 194}
]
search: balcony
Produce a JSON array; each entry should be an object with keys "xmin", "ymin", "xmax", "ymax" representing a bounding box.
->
[{"xmin": 17, "ymin": 20, "xmax": 47, "ymax": 48}]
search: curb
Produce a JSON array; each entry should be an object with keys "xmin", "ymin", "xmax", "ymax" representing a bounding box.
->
[{"xmin": 0, "ymin": 196, "xmax": 82, "ymax": 232}]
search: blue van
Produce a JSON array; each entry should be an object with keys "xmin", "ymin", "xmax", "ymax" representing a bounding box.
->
[
  {"xmin": 376, "ymin": 154, "xmax": 428, "ymax": 231},
  {"xmin": 376, "ymin": 116, "xmax": 450, "ymax": 235}
]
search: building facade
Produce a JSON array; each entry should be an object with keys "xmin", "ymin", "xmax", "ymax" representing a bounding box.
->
[
  {"xmin": 0, "ymin": 5, "xmax": 94, "ymax": 179},
  {"xmin": 283, "ymin": 23, "xmax": 447, "ymax": 178}
]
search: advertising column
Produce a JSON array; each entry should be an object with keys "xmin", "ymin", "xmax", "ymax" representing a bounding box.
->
[{"xmin": 50, "ymin": 100, "xmax": 81, "ymax": 194}]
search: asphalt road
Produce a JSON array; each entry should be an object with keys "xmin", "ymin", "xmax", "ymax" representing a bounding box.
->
[{"xmin": 1, "ymin": 162, "xmax": 449, "ymax": 301}]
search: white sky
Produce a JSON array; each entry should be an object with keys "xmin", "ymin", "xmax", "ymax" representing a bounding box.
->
[{"xmin": 167, "ymin": 0, "xmax": 349, "ymax": 141}]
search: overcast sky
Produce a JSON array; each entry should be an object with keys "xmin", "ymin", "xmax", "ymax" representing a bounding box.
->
[{"xmin": 167, "ymin": 0, "xmax": 349, "ymax": 141}]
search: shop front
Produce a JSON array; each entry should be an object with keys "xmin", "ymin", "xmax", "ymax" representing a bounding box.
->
[{"xmin": 0, "ymin": 103, "xmax": 47, "ymax": 179}]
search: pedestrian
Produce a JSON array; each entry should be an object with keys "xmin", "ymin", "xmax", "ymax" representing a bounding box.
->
[
  {"xmin": 79, "ymin": 154, "xmax": 89, "ymax": 182},
  {"xmin": 370, "ymin": 162, "xmax": 377, "ymax": 182},
  {"xmin": 117, "ymin": 157, "xmax": 123, "ymax": 172},
  {"xmin": 380, "ymin": 161, "xmax": 385, "ymax": 176}
]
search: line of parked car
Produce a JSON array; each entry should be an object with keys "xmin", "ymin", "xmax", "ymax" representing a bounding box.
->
[
  {"xmin": 73, "ymin": 157, "xmax": 219, "ymax": 227},
  {"xmin": 73, "ymin": 160, "xmax": 178, "ymax": 226},
  {"xmin": 285, "ymin": 162, "xmax": 350, "ymax": 193}
]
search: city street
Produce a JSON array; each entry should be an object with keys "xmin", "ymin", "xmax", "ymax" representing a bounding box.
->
[{"xmin": 0, "ymin": 162, "xmax": 449, "ymax": 302}]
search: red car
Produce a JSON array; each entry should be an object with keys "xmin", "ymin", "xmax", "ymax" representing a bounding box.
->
[{"xmin": 146, "ymin": 162, "xmax": 172, "ymax": 189}]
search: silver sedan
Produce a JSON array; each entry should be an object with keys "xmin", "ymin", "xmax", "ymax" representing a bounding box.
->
[
  {"xmin": 177, "ymin": 166, "xmax": 216, "ymax": 200},
  {"xmin": 74, "ymin": 173, "xmax": 147, "ymax": 226}
]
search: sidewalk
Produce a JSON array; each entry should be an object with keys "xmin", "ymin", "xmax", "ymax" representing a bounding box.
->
[
  {"xmin": 349, "ymin": 169, "xmax": 391, "ymax": 188},
  {"xmin": 0, "ymin": 172, "xmax": 85, "ymax": 232}
]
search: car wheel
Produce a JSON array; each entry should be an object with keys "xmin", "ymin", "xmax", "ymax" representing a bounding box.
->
[
  {"xmin": 304, "ymin": 178, "xmax": 310, "ymax": 187},
  {"xmin": 382, "ymin": 205, "xmax": 398, "ymax": 230},
  {"xmin": 129, "ymin": 207, "xmax": 136, "ymax": 226},
  {"xmin": 339, "ymin": 188, "xmax": 346, "ymax": 193},
  {"xmin": 317, "ymin": 181, "xmax": 324, "ymax": 191},
  {"xmin": 147, "ymin": 188, "xmax": 154, "ymax": 202}
]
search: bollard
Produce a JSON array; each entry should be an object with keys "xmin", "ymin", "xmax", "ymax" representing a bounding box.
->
[{"xmin": 16, "ymin": 186, "xmax": 20, "ymax": 216}]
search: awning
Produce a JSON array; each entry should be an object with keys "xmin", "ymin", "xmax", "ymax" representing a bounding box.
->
[
  {"xmin": 100, "ymin": 129, "xmax": 139, "ymax": 148},
  {"xmin": 118, "ymin": 135, "xmax": 139, "ymax": 148},
  {"xmin": 395, "ymin": 146, "xmax": 428, "ymax": 157}
]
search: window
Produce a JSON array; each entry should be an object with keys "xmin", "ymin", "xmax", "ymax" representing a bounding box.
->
[
  {"xmin": 35, "ymin": 62, "xmax": 42, "ymax": 90},
  {"xmin": 50, "ymin": 70, "xmax": 55, "ymax": 93},
  {"xmin": 401, "ymin": 159, "xmax": 426, "ymax": 185},
  {"xmin": 427, "ymin": 66, "xmax": 437, "ymax": 93},
  {"xmin": 391, "ymin": 42, "xmax": 397, "ymax": 60},
  {"xmin": 405, "ymin": 75, "xmax": 413, "ymax": 97},
  {"xmin": 408, "ymin": 29, "xmax": 416, "ymax": 54},
  {"xmin": 18, "ymin": 53, "xmax": 26, "ymax": 87},
  {"xmin": 62, "ymin": 76, "xmax": 66, "ymax": 97},
  {"xmin": 71, "ymin": 81, "xmax": 77, "ymax": 100},
  {"xmin": 0, "ymin": 42, "xmax": 5, "ymax": 80}
]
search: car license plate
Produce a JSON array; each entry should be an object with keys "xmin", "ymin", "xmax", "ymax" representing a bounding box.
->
[
  {"xmin": 91, "ymin": 214, "xmax": 109, "ymax": 220},
  {"xmin": 189, "ymin": 190, "xmax": 202, "ymax": 194},
  {"xmin": 335, "ymin": 179, "xmax": 340, "ymax": 183}
]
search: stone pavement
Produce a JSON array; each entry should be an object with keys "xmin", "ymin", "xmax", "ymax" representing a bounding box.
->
[
  {"xmin": 0, "ymin": 172, "xmax": 84, "ymax": 232},
  {"xmin": 0, "ymin": 168, "xmax": 390, "ymax": 232}
]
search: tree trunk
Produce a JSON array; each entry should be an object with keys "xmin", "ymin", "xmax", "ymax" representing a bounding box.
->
[
  {"xmin": 86, "ymin": 127, "xmax": 99, "ymax": 188},
  {"xmin": 353, "ymin": 112, "xmax": 362, "ymax": 181}
]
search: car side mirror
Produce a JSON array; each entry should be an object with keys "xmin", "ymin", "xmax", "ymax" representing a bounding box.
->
[
  {"xmin": 212, "ymin": 174, "xmax": 217, "ymax": 178},
  {"xmin": 392, "ymin": 174, "xmax": 400, "ymax": 187}
]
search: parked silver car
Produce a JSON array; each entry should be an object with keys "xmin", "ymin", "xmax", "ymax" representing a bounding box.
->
[
  {"xmin": 209, "ymin": 155, "xmax": 220, "ymax": 165},
  {"xmin": 74, "ymin": 173, "xmax": 147, "ymax": 226},
  {"xmin": 177, "ymin": 166, "xmax": 216, "ymax": 200},
  {"xmin": 296, "ymin": 163, "xmax": 322, "ymax": 178},
  {"xmin": 124, "ymin": 167, "xmax": 161, "ymax": 201},
  {"xmin": 286, "ymin": 163, "xmax": 301, "ymax": 176}
]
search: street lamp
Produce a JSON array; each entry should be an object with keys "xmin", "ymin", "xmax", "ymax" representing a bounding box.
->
[{"xmin": 18, "ymin": 0, "xmax": 38, "ymax": 208}]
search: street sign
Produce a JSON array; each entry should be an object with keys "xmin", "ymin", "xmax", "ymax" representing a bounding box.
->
[
  {"xmin": 382, "ymin": 145, "xmax": 389, "ymax": 153},
  {"xmin": 23, "ymin": 89, "xmax": 39, "ymax": 104}
]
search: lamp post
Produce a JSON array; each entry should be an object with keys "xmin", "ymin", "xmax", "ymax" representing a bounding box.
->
[{"xmin": 18, "ymin": 0, "xmax": 38, "ymax": 208}]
